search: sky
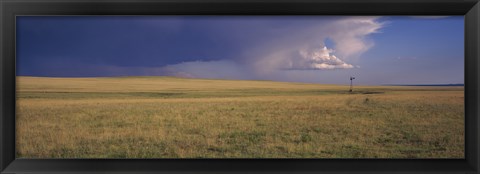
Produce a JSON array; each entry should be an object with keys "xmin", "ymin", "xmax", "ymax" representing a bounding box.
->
[{"xmin": 16, "ymin": 16, "xmax": 464, "ymax": 85}]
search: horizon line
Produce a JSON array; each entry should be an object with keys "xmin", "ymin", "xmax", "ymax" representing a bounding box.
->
[{"xmin": 16, "ymin": 75, "xmax": 464, "ymax": 87}]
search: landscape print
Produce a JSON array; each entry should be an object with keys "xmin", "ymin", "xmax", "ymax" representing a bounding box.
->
[{"xmin": 16, "ymin": 16, "xmax": 464, "ymax": 158}]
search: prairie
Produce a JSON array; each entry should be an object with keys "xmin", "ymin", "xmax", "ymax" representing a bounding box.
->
[{"xmin": 16, "ymin": 76, "xmax": 464, "ymax": 158}]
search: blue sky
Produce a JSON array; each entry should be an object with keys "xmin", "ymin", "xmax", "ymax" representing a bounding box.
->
[{"xmin": 16, "ymin": 16, "xmax": 464, "ymax": 85}]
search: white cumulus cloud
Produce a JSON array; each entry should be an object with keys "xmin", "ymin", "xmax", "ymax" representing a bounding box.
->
[
  {"xmin": 285, "ymin": 46, "xmax": 354, "ymax": 70},
  {"xmin": 292, "ymin": 46, "xmax": 353, "ymax": 69},
  {"xmin": 250, "ymin": 16, "xmax": 383, "ymax": 75}
]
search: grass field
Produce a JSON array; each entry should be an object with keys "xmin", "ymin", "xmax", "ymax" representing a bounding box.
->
[{"xmin": 16, "ymin": 76, "xmax": 464, "ymax": 158}]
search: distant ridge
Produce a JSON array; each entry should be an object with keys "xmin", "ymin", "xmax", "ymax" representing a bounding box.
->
[{"xmin": 383, "ymin": 84, "xmax": 464, "ymax": 86}]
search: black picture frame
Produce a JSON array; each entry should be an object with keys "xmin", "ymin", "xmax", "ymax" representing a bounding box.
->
[{"xmin": 1, "ymin": 0, "xmax": 479, "ymax": 173}]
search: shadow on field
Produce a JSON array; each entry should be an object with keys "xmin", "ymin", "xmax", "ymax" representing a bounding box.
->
[
  {"xmin": 17, "ymin": 91, "xmax": 185, "ymax": 99},
  {"xmin": 338, "ymin": 91, "xmax": 385, "ymax": 95}
]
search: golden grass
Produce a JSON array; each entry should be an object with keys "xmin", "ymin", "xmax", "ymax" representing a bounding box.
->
[{"xmin": 16, "ymin": 76, "xmax": 464, "ymax": 158}]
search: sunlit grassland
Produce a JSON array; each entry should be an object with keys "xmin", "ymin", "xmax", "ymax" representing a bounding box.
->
[{"xmin": 16, "ymin": 76, "xmax": 464, "ymax": 158}]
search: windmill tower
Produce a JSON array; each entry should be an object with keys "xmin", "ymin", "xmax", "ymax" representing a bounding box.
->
[{"xmin": 349, "ymin": 76, "xmax": 355, "ymax": 92}]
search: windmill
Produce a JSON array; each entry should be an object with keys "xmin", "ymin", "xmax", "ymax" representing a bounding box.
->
[{"xmin": 349, "ymin": 76, "xmax": 355, "ymax": 92}]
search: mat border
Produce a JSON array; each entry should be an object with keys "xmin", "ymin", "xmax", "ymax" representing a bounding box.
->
[{"xmin": 1, "ymin": 0, "xmax": 479, "ymax": 173}]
